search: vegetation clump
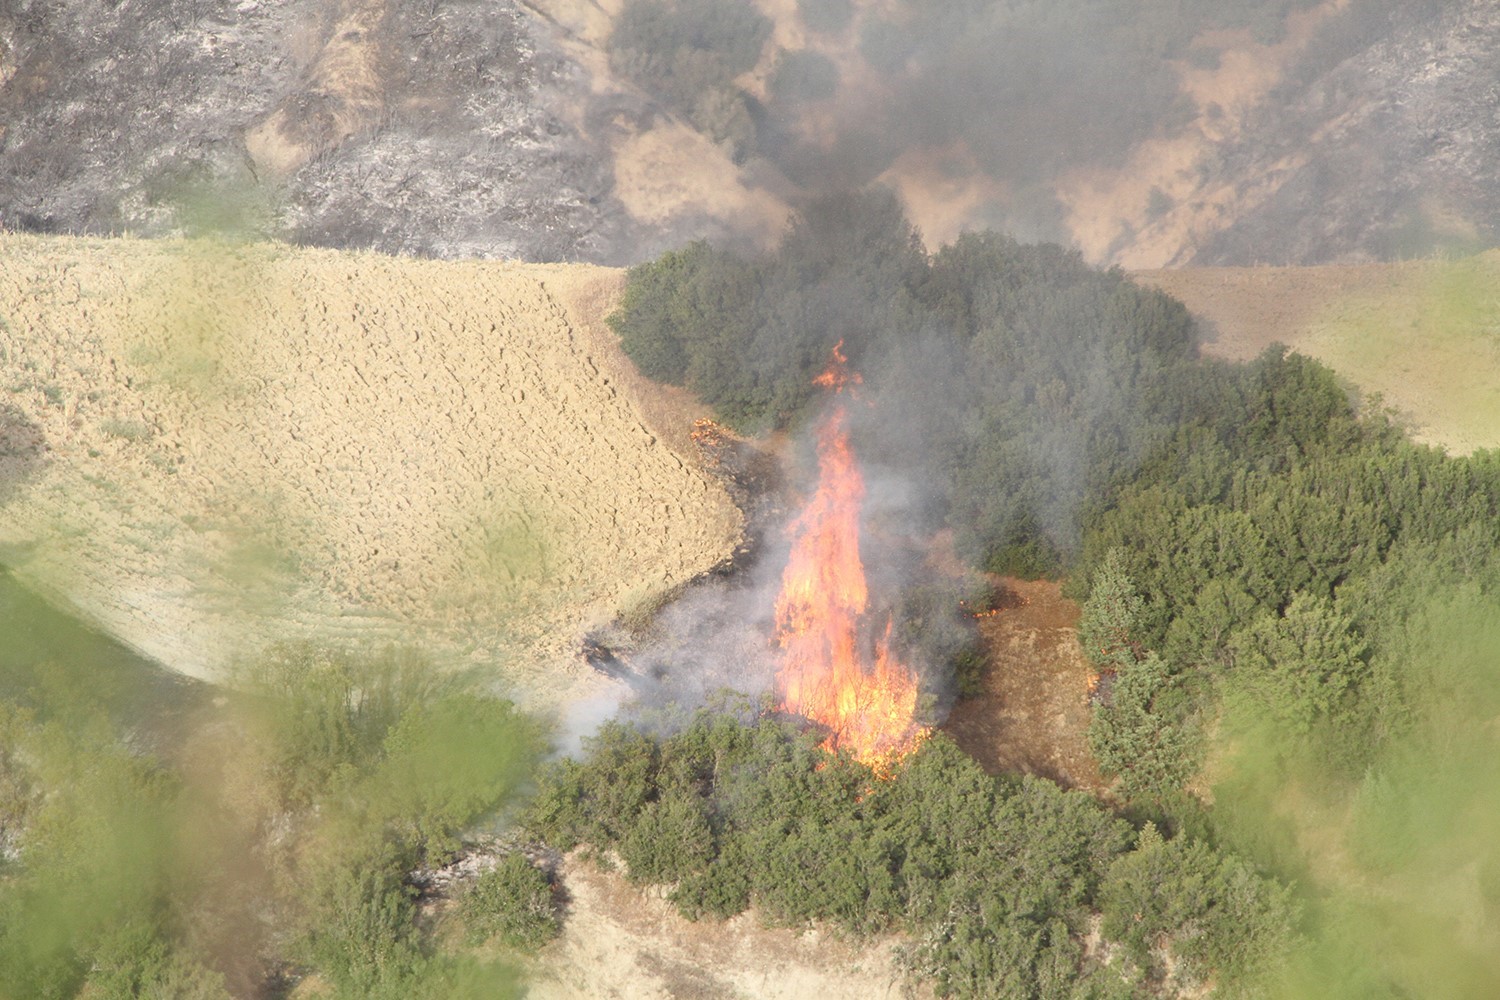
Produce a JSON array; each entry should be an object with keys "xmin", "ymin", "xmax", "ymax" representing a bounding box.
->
[
  {"xmin": 460, "ymin": 852, "xmax": 560, "ymax": 953},
  {"xmin": 611, "ymin": 190, "xmax": 1500, "ymax": 996},
  {"xmin": 527, "ymin": 706, "xmax": 1294, "ymax": 997},
  {"xmin": 609, "ymin": 189, "xmax": 1199, "ymax": 577}
]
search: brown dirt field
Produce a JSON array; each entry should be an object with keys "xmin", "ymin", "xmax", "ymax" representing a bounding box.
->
[
  {"xmin": 0, "ymin": 232, "xmax": 740, "ymax": 709},
  {"xmin": 529, "ymin": 853, "xmax": 923, "ymax": 1000},
  {"xmin": 942, "ymin": 578, "xmax": 1106, "ymax": 793},
  {"xmin": 1135, "ymin": 251, "xmax": 1500, "ymax": 454}
]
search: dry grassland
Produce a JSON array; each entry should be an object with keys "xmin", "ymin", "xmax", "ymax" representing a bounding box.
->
[
  {"xmin": 1136, "ymin": 251, "xmax": 1500, "ymax": 455},
  {"xmin": 0, "ymin": 232, "xmax": 740, "ymax": 709}
]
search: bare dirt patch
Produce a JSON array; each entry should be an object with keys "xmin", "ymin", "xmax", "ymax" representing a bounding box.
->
[
  {"xmin": 529, "ymin": 853, "xmax": 922, "ymax": 1000},
  {"xmin": 942, "ymin": 578, "xmax": 1106, "ymax": 793},
  {"xmin": 0, "ymin": 232, "xmax": 739, "ymax": 710}
]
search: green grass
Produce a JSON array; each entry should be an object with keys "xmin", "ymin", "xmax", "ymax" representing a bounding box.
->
[{"xmin": 1303, "ymin": 255, "xmax": 1500, "ymax": 451}]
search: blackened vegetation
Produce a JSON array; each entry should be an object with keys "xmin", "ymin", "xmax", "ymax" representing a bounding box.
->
[
  {"xmin": 577, "ymin": 416, "xmax": 790, "ymax": 689},
  {"xmin": 0, "ymin": 0, "xmax": 625, "ymax": 261},
  {"xmin": 528, "ymin": 709, "xmax": 1295, "ymax": 998},
  {"xmin": 687, "ymin": 416, "xmax": 787, "ymax": 577},
  {"xmin": 580, "ymin": 634, "xmax": 632, "ymax": 682}
]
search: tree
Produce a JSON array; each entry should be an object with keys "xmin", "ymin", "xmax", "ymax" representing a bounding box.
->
[
  {"xmin": 1226, "ymin": 592, "xmax": 1367, "ymax": 737},
  {"xmin": 461, "ymin": 853, "xmax": 560, "ymax": 953},
  {"xmin": 1100, "ymin": 822, "xmax": 1295, "ymax": 993},
  {"xmin": 1089, "ymin": 653, "xmax": 1198, "ymax": 804},
  {"xmin": 1079, "ymin": 548, "xmax": 1145, "ymax": 669}
]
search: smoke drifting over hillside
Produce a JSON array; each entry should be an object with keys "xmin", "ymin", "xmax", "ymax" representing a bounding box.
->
[
  {"xmin": 2, "ymin": 0, "xmax": 1496, "ymax": 266},
  {"xmin": 741, "ymin": 0, "xmax": 1493, "ymax": 264}
]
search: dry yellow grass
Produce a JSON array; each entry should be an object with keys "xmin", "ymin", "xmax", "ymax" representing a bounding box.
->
[{"xmin": 0, "ymin": 232, "xmax": 740, "ymax": 708}]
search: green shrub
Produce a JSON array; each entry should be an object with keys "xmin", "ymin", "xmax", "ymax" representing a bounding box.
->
[
  {"xmin": 461, "ymin": 853, "xmax": 559, "ymax": 952},
  {"xmin": 233, "ymin": 644, "xmax": 457, "ymax": 807},
  {"xmin": 1100, "ymin": 823, "xmax": 1296, "ymax": 992},
  {"xmin": 299, "ymin": 861, "xmax": 425, "ymax": 996},
  {"xmin": 1088, "ymin": 653, "xmax": 1200, "ymax": 805}
]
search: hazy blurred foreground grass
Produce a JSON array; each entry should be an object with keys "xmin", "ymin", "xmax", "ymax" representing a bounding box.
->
[
  {"xmin": 0, "ymin": 570, "xmax": 552, "ymax": 999},
  {"xmin": 1212, "ymin": 582, "xmax": 1500, "ymax": 999}
]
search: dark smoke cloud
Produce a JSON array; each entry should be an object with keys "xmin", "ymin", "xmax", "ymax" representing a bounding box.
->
[{"xmin": 740, "ymin": 0, "xmax": 1404, "ymax": 248}]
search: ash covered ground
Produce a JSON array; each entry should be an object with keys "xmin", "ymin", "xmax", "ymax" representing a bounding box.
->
[
  {"xmin": 0, "ymin": 0, "xmax": 749, "ymax": 263},
  {"xmin": 5, "ymin": 0, "xmax": 1500, "ymax": 268}
]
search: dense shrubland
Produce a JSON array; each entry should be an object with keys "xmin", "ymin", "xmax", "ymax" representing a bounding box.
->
[
  {"xmin": 527, "ymin": 704, "xmax": 1294, "ymax": 998},
  {"xmin": 609, "ymin": 187, "xmax": 1199, "ymax": 576},
  {"xmin": 605, "ymin": 189, "xmax": 1500, "ymax": 995},
  {"xmin": 1073, "ymin": 357, "xmax": 1500, "ymax": 996}
]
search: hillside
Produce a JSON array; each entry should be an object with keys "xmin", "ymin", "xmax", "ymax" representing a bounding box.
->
[
  {"xmin": 1135, "ymin": 250, "xmax": 1500, "ymax": 454},
  {"xmin": 5, "ymin": 0, "xmax": 1498, "ymax": 269},
  {"xmin": 0, "ymin": 0, "xmax": 787, "ymax": 264},
  {"xmin": 0, "ymin": 232, "xmax": 740, "ymax": 707}
]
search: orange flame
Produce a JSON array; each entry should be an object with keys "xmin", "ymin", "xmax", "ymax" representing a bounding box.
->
[{"xmin": 774, "ymin": 345, "xmax": 926, "ymax": 771}]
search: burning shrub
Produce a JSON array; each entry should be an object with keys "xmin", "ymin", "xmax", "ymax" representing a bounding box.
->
[{"xmin": 611, "ymin": 196, "xmax": 1200, "ymax": 575}]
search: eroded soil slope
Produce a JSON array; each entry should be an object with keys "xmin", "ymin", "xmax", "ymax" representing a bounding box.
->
[{"xmin": 0, "ymin": 232, "xmax": 740, "ymax": 707}]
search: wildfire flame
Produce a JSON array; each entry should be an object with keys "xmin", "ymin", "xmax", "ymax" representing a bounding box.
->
[{"xmin": 774, "ymin": 342, "xmax": 927, "ymax": 771}]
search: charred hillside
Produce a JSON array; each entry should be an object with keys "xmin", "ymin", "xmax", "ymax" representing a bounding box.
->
[
  {"xmin": 1185, "ymin": 0, "xmax": 1500, "ymax": 265},
  {"xmin": 0, "ymin": 0, "xmax": 684, "ymax": 262},
  {"xmin": 7, "ymin": 0, "xmax": 1500, "ymax": 268}
]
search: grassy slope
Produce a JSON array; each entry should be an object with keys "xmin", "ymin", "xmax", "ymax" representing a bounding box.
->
[
  {"xmin": 1135, "ymin": 251, "xmax": 1500, "ymax": 455},
  {"xmin": 0, "ymin": 233, "xmax": 740, "ymax": 707}
]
